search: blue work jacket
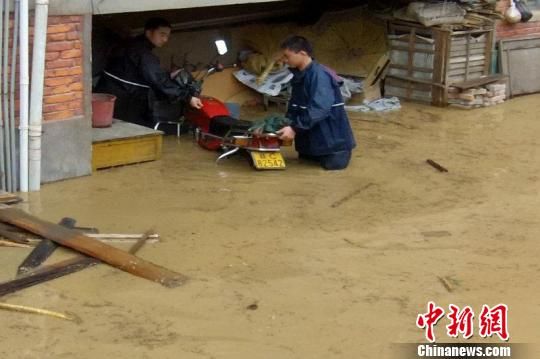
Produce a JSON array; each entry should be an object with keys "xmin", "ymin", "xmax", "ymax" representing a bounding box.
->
[{"xmin": 287, "ymin": 61, "xmax": 356, "ymax": 156}]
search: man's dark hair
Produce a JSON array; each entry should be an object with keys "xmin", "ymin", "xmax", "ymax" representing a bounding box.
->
[
  {"xmin": 280, "ymin": 35, "xmax": 313, "ymax": 56},
  {"xmin": 144, "ymin": 17, "xmax": 171, "ymax": 31}
]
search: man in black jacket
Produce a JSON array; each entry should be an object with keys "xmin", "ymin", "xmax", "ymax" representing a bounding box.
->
[{"xmin": 95, "ymin": 18, "xmax": 202, "ymax": 127}]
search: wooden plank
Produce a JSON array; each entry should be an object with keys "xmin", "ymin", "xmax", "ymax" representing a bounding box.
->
[
  {"xmin": 450, "ymin": 43, "xmax": 487, "ymax": 51},
  {"xmin": 450, "ymin": 74, "xmax": 506, "ymax": 90},
  {"xmin": 448, "ymin": 66, "xmax": 485, "ymax": 77},
  {"xmin": 451, "ymin": 38, "xmax": 487, "ymax": 46},
  {"xmin": 449, "ymin": 60, "xmax": 486, "ymax": 70},
  {"xmin": 443, "ymin": 28, "xmax": 453, "ymax": 106},
  {"xmin": 450, "ymin": 48, "xmax": 487, "ymax": 57},
  {"xmin": 447, "ymin": 73, "xmax": 486, "ymax": 84},
  {"xmin": 0, "ymin": 208, "xmax": 187, "ymax": 287},
  {"xmin": 451, "ymin": 29, "xmax": 493, "ymax": 36},
  {"xmin": 0, "ymin": 240, "xmax": 31, "ymax": 248},
  {"xmin": 0, "ymin": 222, "xmax": 30, "ymax": 244},
  {"xmin": 449, "ymin": 55, "xmax": 485, "ymax": 64},
  {"xmin": 0, "ymin": 256, "xmax": 99, "ymax": 297},
  {"xmin": 387, "ymin": 75, "xmax": 445, "ymax": 88},
  {"xmin": 390, "ymin": 45, "xmax": 435, "ymax": 54},
  {"xmin": 484, "ymin": 27, "xmax": 494, "ymax": 75},
  {"xmin": 389, "ymin": 63, "xmax": 433, "ymax": 73},
  {"xmin": 92, "ymin": 134, "xmax": 162, "ymax": 171},
  {"xmin": 386, "ymin": 79, "xmax": 432, "ymax": 92},
  {"xmin": 0, "ymin": 192, "xmax": 23, "ymax": 205},
  {"xmin": 465, "ymin": 33, "xmax": 471, "ymax": 81},
  {"xmin": 16, "ymin": 217, "xmax": 77, "ymax": 276},
  {"xmin": 432, "ymin": 29, "xmax": 449, "ymax": 106},
  {"xmin": 0, "ymin": 232, "xmax": 153, "ymax": 297},
  {"xmin": 385, "ymin": 77, "xmax": 433, "ymax": 103}
]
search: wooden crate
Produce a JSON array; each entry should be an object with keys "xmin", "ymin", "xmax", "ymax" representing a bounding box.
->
[
  {"xmin": 385, "ymin": 20, "xmax": 494, "ymax": 106},
  {"xmin": 92, "ymin": 120, "xmax": 163, "ymax": 171}
]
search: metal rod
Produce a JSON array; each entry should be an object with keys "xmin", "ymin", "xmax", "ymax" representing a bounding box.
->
[
  {"xmin": 3, "ymin": 0, "xmax": 12, "ymax": 192},
  {"xmin": 0, "ymin": 0, "xmax": 6, "ymax": 191},
  {"xmin": 19, "ymin": 0, "xmax": 29, "ymax": 192},
  {"xmin": 28, "ymin": 0, "xmax": 49, "ymax": 191},
  {"xmin": 10, "ymin": 0, "xmax": 19, "ymax": 191},
  {"xmin": 216, "ymin": 147, "xmax": 240, "ymax": 162}
]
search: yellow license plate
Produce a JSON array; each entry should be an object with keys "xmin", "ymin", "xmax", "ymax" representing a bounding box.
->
[{"xmin": 250, "ymin": 151, "xmax": 286, "ymax": 170}]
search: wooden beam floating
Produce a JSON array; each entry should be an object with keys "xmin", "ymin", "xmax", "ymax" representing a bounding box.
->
[
  {"xmin": 0, "ymin": 231, "xmax": 153, "ymax": 297},
  {"xmin": 17, "ymin": 217, "xmax": 77, "ymax": 277},
  {"xmin": 0, "ymin": 208, "xmax": 187, "ymax": 288}
]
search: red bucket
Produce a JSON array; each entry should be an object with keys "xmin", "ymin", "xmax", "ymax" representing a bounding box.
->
[{"xmin": 92, "ymin": 93, "xmax": 116, "ymax": 128}]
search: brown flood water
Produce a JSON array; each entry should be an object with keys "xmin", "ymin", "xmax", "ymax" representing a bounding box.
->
[{"xmin": 1, "ymin": 96, "xmax": 539, "ymax": 358}]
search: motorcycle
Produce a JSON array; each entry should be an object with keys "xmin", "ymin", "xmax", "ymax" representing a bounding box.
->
[{"xmin": 156, "ymin": 41, "xmax": 291, "ymax": 170}]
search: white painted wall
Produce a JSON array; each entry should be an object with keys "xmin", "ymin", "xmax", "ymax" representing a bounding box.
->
[{"xmin": 46, "ymin": 0, "xmax": 285, "ymax": 15}]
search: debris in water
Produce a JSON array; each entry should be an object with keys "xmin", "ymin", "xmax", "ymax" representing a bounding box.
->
[{"xmin": 0, "ymin": 302, "xmax": 81, "ymax": 323}]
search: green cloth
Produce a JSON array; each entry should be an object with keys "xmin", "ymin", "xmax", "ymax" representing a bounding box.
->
[{"xmin": 248, "ymin": 114, "xmax": 291, "ymax": 133}]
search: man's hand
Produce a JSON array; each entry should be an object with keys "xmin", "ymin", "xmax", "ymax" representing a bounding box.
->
[
  {"xmin": 189, "ymin": 97, "xmax": 203, "ymax": 109},
  {"xmin": 276, "ymin": 126, "xmax": 296, "ymax": 141},
  {"xmin": 170, "ymin": 69, "xmax": 181, "ymax": 79}
]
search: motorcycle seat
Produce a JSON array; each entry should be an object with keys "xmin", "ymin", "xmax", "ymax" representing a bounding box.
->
[{"xmin": 209, "ymin": 116, "xmax": 253, "ymax": 137}]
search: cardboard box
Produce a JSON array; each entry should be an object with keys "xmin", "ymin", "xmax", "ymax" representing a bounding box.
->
[{"xmin": 348, "ymin": 53, "xmax": 389, "ymax": 104}]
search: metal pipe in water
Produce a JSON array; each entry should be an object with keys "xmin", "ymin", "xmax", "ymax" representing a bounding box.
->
[
  {"xmin": 19, "ymin": 0, "xmax": 29, "ymax": 192},
  {"xmin": 3, "ymin": 0, "xmax": 12, "ymax": 192},
  {"xmin": 0, "ymin": 0, "xmax": 6, "ymax": 191},
  {"xmin": 28, "ymin": 0, "xmax": 50, "ymax": 191},
  {"xmin": 10, "ymin": 0, "xmax": 20, "ymax": 191}
]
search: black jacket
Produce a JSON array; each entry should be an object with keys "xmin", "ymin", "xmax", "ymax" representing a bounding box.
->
[{"xmin": 95, "ymin": 36, "xmax": 192, "ymax": 125}]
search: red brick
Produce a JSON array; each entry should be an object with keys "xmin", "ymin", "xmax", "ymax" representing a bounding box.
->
[
  {"xmin": 44, "ymin": 85, "xmax": 70, "ymax": 96},
  {"xmin": 47, "ymin": 17, "xmax": 67, "ymax": 25},
  {"xmin": 68, "ymin": 100, "xmax": 83, "ymax": 109},
  {"xmin": 46, "ymin": 52, "xmax": 60, "ymax": 61},
  {"xmin": 44, "ymin": 92, "xmax": 82, "ymax": 104},
  {"xmin": 47, "ymin": 33, "xmax": 66, "ymax": 42},
  {"xmin": 44, "ymin": 110, "xmax": 78, "ymax": 121},
  {"xmin": 515, "ymin": 28, "xmax": 531, "ymax": 34},
  {"xmin": 66, "ymin": 31, "xmax": 80, "ymax": 41},
  {"xmin": 47, "ymin": 16, "xmax": 82, "ymax": 25},
  {"xmin": 43, "ymin": 102, "xmax": 70, "ymax": 112},
  {"xmin": 46, "ymin": 41, "xmax": 73, "ymax": 52},
  {"xmin": 68, "ymin": 82, "xmax": 83, "ymax": 91},
  {"xmin": 47, "ymin": 24, "xmax": 76, "ymax": 34},
  {"xmin": 45, "ymin": 66, "xmax": 82, "ymax": 77},
  {"xmin": 43, "ymin": 100, "xmax": 82, "ymax": 113},
  {"xmin": 60, "ymin": 49, "xmax": 81, "ymax": 59},
  {"xmin": 46, "ymin": 59, "xmax": 76, "ymax": 69},
  {"xmin": 45, "ymin": 76, "xmax": 78, "ymax": 87}
]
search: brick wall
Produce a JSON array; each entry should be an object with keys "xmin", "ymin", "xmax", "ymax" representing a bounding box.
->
[
  {"xmin": 43, "ymin": 16, "xmax": 84, "ymax": 121},
  {"xmin": 8, "ymin": 15, "xmax": 85, "ymax": 123},
  {"xmin": 496, "ymin": 0, "xmax": 540, "ymax": 39}
]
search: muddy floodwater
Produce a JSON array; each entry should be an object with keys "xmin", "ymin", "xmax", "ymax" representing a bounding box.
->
[{"xmin": 1, "ymin": 96, "xmax": 539, "ymax": 358}]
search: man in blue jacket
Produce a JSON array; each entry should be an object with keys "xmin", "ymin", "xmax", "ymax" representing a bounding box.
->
[{"xmin": 277, "ymin": 36, "xmax": 356, "ymax": 170}]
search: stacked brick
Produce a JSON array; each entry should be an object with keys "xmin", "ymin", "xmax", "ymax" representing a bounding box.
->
[
  {"xmin": 42, "ymin": 16, "xmax": 84, "ymax": 121},
  {"xmin": 448, "ymin": 82, "xmax": 507, "ymax": 109}
]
